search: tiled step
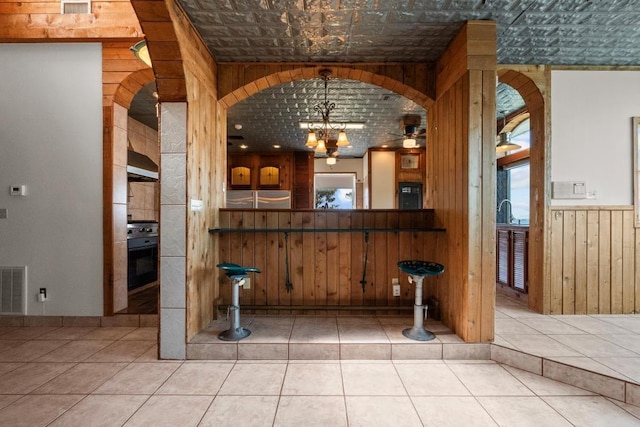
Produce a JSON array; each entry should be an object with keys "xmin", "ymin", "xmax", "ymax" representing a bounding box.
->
[
  {"xmin": 186, "ymin": 315, "xmax": 490, "ymax": 361},
  {"xmin": 492, "ymin": 344, "xmax": 640, "ymax": 408}
]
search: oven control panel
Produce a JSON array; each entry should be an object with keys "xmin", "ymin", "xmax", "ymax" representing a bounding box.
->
[{"xmin": 127, "ymin": 222, "xmax": 158, "ymax": 239}]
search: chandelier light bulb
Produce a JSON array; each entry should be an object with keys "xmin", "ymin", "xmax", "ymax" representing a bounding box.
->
[
  {"xmin": 306, "ymin": 131, "xmax": 318, "ymax": 148},
  {"xmin": 316, "ymin": 139, "xmax": 327, "ymax": 153},
  {"xmin": 336, "ymin": 131, "xmax": 349, "ymax": 147}
]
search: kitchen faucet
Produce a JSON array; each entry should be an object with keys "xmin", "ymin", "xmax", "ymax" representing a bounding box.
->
[{"xmin": 498, "ymin": 198, "xmax": 515, "ymax": 223}]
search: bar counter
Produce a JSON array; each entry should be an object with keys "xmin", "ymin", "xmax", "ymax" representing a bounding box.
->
[{"xmin": 212, "ymin": 209, "xmax": 446, "ymax": 313}]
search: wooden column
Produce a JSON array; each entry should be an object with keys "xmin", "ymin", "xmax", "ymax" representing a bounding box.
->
[{"xmin": 428, "ymin": 21, "xmax": 497, "ymax": 342}]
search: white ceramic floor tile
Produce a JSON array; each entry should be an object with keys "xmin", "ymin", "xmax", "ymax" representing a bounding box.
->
[
  {"xmin": 593, "ymin": 357, "xmax": 640, "ymax": 383},
  {"xmin": 448, "ymin": 363, "xmax": 533, "ymax": 396},
  {"xmin": 93, "ymin": 362, "xmax": 181, "ymax": 394},
  {"xmin": 550, "ymin": 334, "xmax": 636, "ymax": 357},
  {"xmin": 598, "ymin": 334, "xmax": 640, "ymax": 354},
  {"xmin": 495, "ymin": 318, "xmax": 541, "ymax": 335},
  {"xmin": 411, "ymin": 396, "xmax": 498, "ymax": 427},
  {"xmin": 478, "ymin": 396, "xmax": 573, "ymax": 426},
  {"xmin": 124, "ymin": 395, "xmax": 212, "ymax": 427},
  {"xmin": 542, "ymin": 396, "xmax": 640, "ymax": 426},
  {"xmin": 0, "ymin": 362, "xmax": 75, "ymax": 394},
  {"xmin": 290, "ymin": 317, "xmax": 339, "ymax": 343},
  {"xmin": 48, "ymin": 395, "xmax": 148, "ymax": 427},
  {"xmin": 274, "ymin": 395, "xmax": 347, "ymax": 427},
  {"xmin": 341, "ymin": 362, "xmax": 406, "ymax": 396},
  {"xmin": 199, "ymin": 396, "xmax": 279, "ymax": 427},
  {"xmin": 497, "ymin": 334, "xmax": 582, "ymax": 357},
  {"xmin": 218, "ymin": 362, "xmax": 287, "ymax": 395},
  {"xmin": 552, "ymin": 316, "xmax": 631, "ymax": 335},
  {"xmin": 345, "ymin": 396, "xmax": 422, "ymax": 427},
  {"xmin": 502, "ymin": 365, "xmax": 594, "ymax": 396},
  {"xmin": 155, "ymin": 362, "xmax": 233, "ymax": 395},
  {"xmin": 525, "ymin": 317, "xmax": 587, "ymax": 335},
  {"xmin": 0, "ymin": 395, "xmax": 83, "ymax": 427},
  {"xmin": 395, "ymin": 362, "xmax": 470, "ymax": 396},
  {"xmin": 33, "ymin": 362, "xmax": 127, "ymax": 394},
  {"xmin": 34, "ymin": 340, "xmax": 112, "ymax": 362},
  {"xmin": 281, "ymin": 362, "xmax": 343, "ymax": 395}
]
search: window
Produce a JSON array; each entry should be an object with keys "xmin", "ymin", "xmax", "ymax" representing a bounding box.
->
[
  {"xmin": 507, "ymin": 163, "xmax": 530, "ymax": 224},
  {"xmin": 497, "ymin": 117, "xmax": 530, "ymax": 224},
  {"xmin": 314, "ymin": 173, "xmax": 355, "ymax": 209}
]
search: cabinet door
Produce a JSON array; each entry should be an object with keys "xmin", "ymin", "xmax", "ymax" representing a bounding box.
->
[
  {"xmin": 512, "ymin": 230, "xmax": 528, "ymax": 292},
  {"xmin": 497, "ymin": 229, "xmax": 510, "ymax": 286}
]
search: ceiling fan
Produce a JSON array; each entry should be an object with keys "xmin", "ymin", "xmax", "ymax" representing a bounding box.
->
[
  {"xmin": 227, "ymin": 135, "xmax": 244, "ymax": 146},
  {"xmin": 386, "ymin": 115, "xmax": 426, "ymax": 148}
]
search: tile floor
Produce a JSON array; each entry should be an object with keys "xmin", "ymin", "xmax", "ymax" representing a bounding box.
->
[
  {"xmin": 0, "ymin": 300, "xmax": 638, "ymax": 425},
  {"xmin": 494, "ymin": 293, "xmax": 640, "ymax": 385}
]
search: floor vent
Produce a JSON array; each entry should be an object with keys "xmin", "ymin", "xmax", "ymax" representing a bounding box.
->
[
  {"xmin": 0, "ymin": 267, "xmax": 26, "ymax": 315},
  {"xmin": 61, "ymin": 0, "xmax": 91, "ymax": 14}
]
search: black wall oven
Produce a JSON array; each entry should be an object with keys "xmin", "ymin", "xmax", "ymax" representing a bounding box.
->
[{"xmin": 127, "ymin": 222, "xmax": 158, "ymax": 291}]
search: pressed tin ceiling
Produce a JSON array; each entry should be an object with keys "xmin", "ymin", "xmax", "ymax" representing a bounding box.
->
[{"xmin": 131, "ymin": 0, "xmax": 639, "ymax": 153}]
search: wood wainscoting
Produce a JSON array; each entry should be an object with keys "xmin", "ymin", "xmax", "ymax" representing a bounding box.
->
[
  {"xmin": 549, "ymin": 206, "xmax": 639, "ymax": 315},
  {"xmin": 215, "ymin": 209, "xmax": 445, "ymax": 314}
]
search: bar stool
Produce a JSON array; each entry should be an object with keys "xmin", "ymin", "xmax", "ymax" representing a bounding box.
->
[
  {"xmin": 216, "ymin": 262, "xmax": 260, "ymax": 341},
  {"xmin": 397, "ymin": 260, "xmax": 445, "ymax": 341}
]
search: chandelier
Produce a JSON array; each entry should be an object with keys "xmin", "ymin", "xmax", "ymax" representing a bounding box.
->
[{"xmin": 304, "ymin": 70, "xmax": 351, "ymax": 156}]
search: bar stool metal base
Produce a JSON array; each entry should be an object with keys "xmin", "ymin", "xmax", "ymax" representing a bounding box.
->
[
  {"xmin": 397, "ymin": 260, "xmax": 445, "ymax": 343},
  {"xmin": 218, "ymin": 327, "xmax": 251, "ymax": 341},
  {"xmin": 402, "ymin": 326, "xmax": 435, "ymax": 341},
  {"xmin": 216, "ymin": 263, "xmax": 260, "ymax": 343}
]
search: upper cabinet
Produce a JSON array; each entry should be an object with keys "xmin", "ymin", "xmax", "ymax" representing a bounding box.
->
[{"xmin": 228, "ymin": 153, "xmax": 293, "ymax": 190}]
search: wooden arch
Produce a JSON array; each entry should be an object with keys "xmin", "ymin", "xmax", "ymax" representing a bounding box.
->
[
  {"xmin": 219, "ymin": 65, "xmax": 436, "ymax": 111},
  {"xmin": 497, "ymin": 68, "xmax": 548, "ymax": 314},
  {"xmin": 113, "ymin": 68, "xmax": 155, "ymax": 109}
]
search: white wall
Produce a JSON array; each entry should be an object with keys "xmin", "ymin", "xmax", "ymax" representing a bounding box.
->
[
  {"xmin": 551, "ymin": 70, "xmax": 640, "ymax": 206},
  {"xmin": 0, "ymin": 44, "xmax": 104, "ymax": 315},
  {"xmin": 314, "ymin": 158, "xmax": 363, "ymax": 180},
  {"xmin": 370, "ymin": 151, "xmax": 396, "ymax": 208}
]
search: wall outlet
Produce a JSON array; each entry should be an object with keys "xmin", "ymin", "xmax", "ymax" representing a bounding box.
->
[
  {"xmin": 243, "ymin": 277, "xmax": 251, "ymax": 289},
  {"xmin": 38, "ymin": 288, "xmax": 48, "ymax": 302},
  {"xmin": 392, "ymin": 279, "xmax": 401, "ymax": 297}
]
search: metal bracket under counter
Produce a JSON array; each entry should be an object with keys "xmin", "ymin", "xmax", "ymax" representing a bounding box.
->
[{"xmin": 209, "ymin": 227, "xmax": 446, "ymax": 233}]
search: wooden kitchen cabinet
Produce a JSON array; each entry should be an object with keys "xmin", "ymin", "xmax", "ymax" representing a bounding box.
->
[{"xmin": 496, "ymin": 225, "xmax": 528, "ymax": 293}]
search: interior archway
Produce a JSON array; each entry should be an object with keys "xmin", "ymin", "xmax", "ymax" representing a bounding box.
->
[{"xmin": 498, "ymin": 68, "xmax": 548, "ymax": 314}]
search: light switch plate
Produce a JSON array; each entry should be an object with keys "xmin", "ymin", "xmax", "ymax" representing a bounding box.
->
[{"xmin": 0, "ymin": 208, "xmax": 7, "ymax": 219}]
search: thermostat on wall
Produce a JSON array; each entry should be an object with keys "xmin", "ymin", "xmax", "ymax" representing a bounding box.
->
[{"xmin": 10, "ymin": 185, "xmax": 27, "ymax": 196}]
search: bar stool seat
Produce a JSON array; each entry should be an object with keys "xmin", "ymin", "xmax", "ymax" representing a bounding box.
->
[
  {"xmin": 398, "ymin": 260, "xmax": 445, "ymax": 341},
  {"xmin": 217, "ymin": 263, "xmax": 260, "ymax": 341}
]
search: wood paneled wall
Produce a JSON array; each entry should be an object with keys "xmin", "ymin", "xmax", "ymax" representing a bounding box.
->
[
  {"xmin": 427, "ymin": 21, "xmax": 496, "ymax": 342},
  {"xmin": 165, "ymin": 0, "xmax": 224, "ymax": 340},
  {"xmin": 217, "ymin": 210, "xmax": 444, "ymax": 312},
  {"xmin": 0, "ymin": 0, "xmax": 142, "ymax": 40},
  {"xmin": 549, "ymin": 206, "xmax": 639, "ymax": 315}
]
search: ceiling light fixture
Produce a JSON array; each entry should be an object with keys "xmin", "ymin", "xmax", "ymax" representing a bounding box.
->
[
  {"xmin": 496, "ymin": 113, "xmax": 521, "ymax": 153},
  {"xmin": 304, "ymin": 69, "xmax": 352, "ymax": 156},
  {"xmin": 403, "ymin": 138, "xmax": 417, "ymax": 148},
  {"xmin": 130, "ymin": 40, "xmax": 152, "ymax": 67}
]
